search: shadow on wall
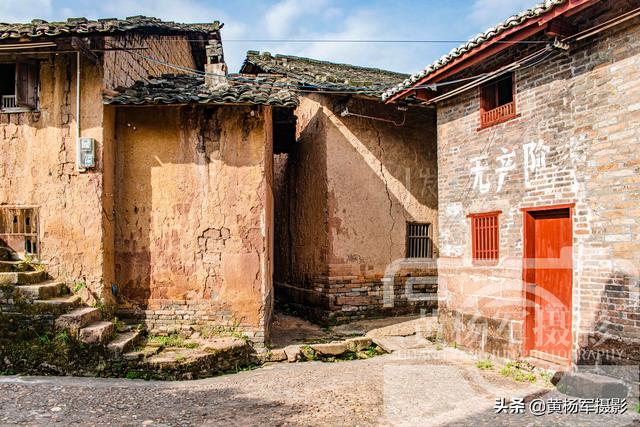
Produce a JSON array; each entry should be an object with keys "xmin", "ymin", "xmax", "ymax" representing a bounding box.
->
[
  {"xmin": 577, "ymin": 268, "xmax": 640, "ymax": 366},
  {"xmin": 113, "ymin": 105, "xmax": 267, "ymax": 317},
  {"xmin": 272, "ymin": 95, "xmax": 439, "ymax": 320}
]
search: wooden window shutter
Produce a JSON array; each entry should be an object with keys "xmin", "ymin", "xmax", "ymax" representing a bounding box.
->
[
  {"xmin": 468, "ymin": 211, "xmax": 501, "ymax": 264},
  {"xmin": 16, "ymin": 61, "xmax": 38, "ymax": 109}
]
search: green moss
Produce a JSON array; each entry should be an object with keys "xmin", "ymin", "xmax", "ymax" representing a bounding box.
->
[
  {"xmin": 200, "ymin": 324, "xmax": 248, "ymax": 341},
  {"xmin": 72, "ymin": 282, "xmax": 86, "ymax": 293},
  {"xmin": 147, "ymin": 333, "xmax": 199, "ymax": 349}
]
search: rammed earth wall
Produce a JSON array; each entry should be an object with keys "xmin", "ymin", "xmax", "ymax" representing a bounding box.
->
[
  {"xmin": 274, "ymin": 94, "xmax": 439, "ymax": 322},
  {"xmin": 112, "ymin": 105, "xmax": 274, "ymax": 347}
]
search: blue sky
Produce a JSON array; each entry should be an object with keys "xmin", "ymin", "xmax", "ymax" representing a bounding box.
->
[{"xmin": 1, "ymin": 0, "xmax": 536, "ymax": 74}]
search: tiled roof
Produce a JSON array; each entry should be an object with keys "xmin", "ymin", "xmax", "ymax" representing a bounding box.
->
[
  {"xmin": 0, "ymin": 16, "xmax": 221, "ymax": 41},
  {"xmin": 382, "ymin": 0, "xmax": 567, "ymax": 101},
  {"xmin": 103, "ymin": 73, "xmax": 299, "ymax": 107},
  {"xmin": 241, "ymin": 51, "xmax": 408, "ymax": 98}
]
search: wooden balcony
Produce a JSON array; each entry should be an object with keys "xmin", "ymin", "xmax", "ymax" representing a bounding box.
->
[{"xmin": 479, "ymin": 101, "xmax": 517, "ymax": 129}]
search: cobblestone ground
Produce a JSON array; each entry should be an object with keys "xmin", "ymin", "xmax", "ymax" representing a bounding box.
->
[{"xmin": 0, "ymin": 351, "xmax": 638, "ymax": 426}]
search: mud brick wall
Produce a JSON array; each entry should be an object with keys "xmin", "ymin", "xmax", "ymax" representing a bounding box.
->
[
  {"xmin": 112, "ymin": 105, "xmax": 273, "ymax": 347},
  {"xmin": 274, "ymin": 94, "xmax": 438, "ymax": 322},
  {"xmin": 103, "ymin": 34, "xmax": 196, "ymax": 90},
  {"xmin": 0, "ymin": 54, "xmax": 110, "ymax": 300},
  {"xmin": 0, "ymin": 33, "xmax": 200, "ymax": 305},
  {"xmin": 436, "ymin": 9, "xmax": 640, "ymax": 362}
]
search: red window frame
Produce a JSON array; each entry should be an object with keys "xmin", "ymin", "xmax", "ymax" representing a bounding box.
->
[
  {"xmin": 478, "ymin": 73, "xmax": 517, "ymax": 130},
  {"xmin": 467, "ymin": 211, "xmax": 501, "ymax": 265}
]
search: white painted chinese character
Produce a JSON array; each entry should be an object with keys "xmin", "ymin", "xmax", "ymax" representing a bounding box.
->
[
  {"xmin": 495, "ymin": 148, "xmax": 516, "ymax": 192},
  {"xmin": 470, "ymin": 155, "xmax": 491, "ymax": 194},
  {"xmin": 523, "ymin": 140, "xmax": 550, "ymax": 187}
]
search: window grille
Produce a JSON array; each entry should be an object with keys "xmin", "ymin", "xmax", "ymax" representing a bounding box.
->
[
  {"xmin": 406, "ymin": 222, "xmax": 433, "ymax": 258},
  {"xmin": 469, "ymin": 211, "xmax": 500, "ymax": 264},
  {"xmin": 0, "ymin": 206, "xmax": 40, "ymax": 257}
]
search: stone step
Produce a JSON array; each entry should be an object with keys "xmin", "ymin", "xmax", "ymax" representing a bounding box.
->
[
  {"xmin": 15, "ymin": 280, "xmax": 66, "ymax": 300},
  {"xmin": 79, "ymin": 321, "xmax": 115, "ymax": 345},
  {"xmin": 0, "ymin": 270, "xmax": 47, "ymax": 286},
  {"xmin": 33, "ymin": 294, "xmax": 81, "ymax": 316},
  {"xmin": 107, "ymin": 330, "xmax": 142, "ymax": 360},
  {"xmin": 55, "ymin": 306, "xmax": 101, "ymax": 333},
  {"xmin": 0, "ymin": 261, "xmax": 21, "ymax": 272}
]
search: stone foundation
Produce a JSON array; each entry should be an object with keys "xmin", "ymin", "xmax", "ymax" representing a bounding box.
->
[{"xmin": 276, "ymin": 269, "xmax": 437, "ymax": 324}]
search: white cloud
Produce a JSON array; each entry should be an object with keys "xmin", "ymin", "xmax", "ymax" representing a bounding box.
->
[
  {"xmin": 469, "ymin": 0, "xmax": 536, "ymax": 31},
  {"xmin": 264, "ymin": 0, "xmax": 329, "ymax": 38},
  {"xmin": 97, "ymin": 0, "xmax": 222, "ymax": 24},
  {"xmin": 0, "ymin": 0, "xmax": 53, "ymax": 22}
]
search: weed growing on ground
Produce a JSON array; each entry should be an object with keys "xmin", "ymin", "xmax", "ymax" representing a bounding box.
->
[
  {"xmin": 55, "ymin": 331, "xmax": 70, "ymax": 344},
  {"xmin": 112, "ymin": 317, "xmax": 127, "ymax": 333},
  {"xmin": 538, "ymin": 370, "xmax": 554, "ymax": 385},
  {"xmin": 72, "ymin": 282, "xmax": 86, "ymax": 293},
  {"xmin": 147, "ymin": 333, "xmax": 199, "ymax": 349},
  {"xmin": 500, "ymin": 361, "xmax": 537, "ymax": 383},
  {"xmin": 11, "ymin": 255, "xmax": 45, "ymax": 272},
  {"xmin": 300, "ymin": 345, "xmax": 317, "ymax": 361},
  {"xmin": 476, "ymin": 359, "xmax": 493, "ymax": 370},
  {"xmin": 435, "ymin": 343, "xmax": 443, "ymax": 350}
]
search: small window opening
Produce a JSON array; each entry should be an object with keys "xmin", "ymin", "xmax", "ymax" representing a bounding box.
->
[
  {"xmin": 480, "ymin": 73, "xmax": 516, "ymax": 128},
  {"xmin": 0, "ymin": 62, "xmax": 38, "ymax": 111},
  {"xmin": 469, "ymin": 211, "xmax": 500, "ymax": 264},
  {"xmin": 406, "ymin": 222, "xmax": 433, "ymax": 258}
]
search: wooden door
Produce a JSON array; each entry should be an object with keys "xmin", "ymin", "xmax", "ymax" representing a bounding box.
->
[{"xmin": 523, "ymin": 207, "xmax": 573, "ymax": 363}]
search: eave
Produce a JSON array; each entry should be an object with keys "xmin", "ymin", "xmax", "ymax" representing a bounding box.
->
[{"xmin": 385, "ymin": 0, "xmax": 599, "ymax": 104}]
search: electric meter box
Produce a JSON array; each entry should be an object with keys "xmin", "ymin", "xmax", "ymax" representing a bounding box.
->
[{"xmin": 77, "ymin": 137, "xmax": 96, "ymax": 169}]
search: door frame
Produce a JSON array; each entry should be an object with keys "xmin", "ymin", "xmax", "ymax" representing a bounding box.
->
[{"xmin": 521, "ymin": 203, "xmax": 574, "ymax": 359}]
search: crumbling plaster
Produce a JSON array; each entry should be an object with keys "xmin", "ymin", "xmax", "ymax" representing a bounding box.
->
[{"xmin": 113, "ymin": 105, "xmax": 274, "ymax": 343}]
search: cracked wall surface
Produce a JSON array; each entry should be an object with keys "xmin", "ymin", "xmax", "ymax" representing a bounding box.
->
[
  {"xmin": 113, "ymin": 105, "xmax": 273, "ymax": 346},
  {"xmin": 274, "ymin": 94, "xmax": 438, "ymax": 322},
  {"xmin": 0, "ymin": 53, "xmax": 108, "ymax": 299},
  {"xmin": 1, "ymin": 33, "xmax": 208, "ymax": 306}
]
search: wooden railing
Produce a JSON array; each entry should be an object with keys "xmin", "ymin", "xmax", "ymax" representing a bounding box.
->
[
  {"xmin": 1, "ymin": 95, "xmax": 16, "ymax": 110},
  {"xmin": 480, "ymin": 101, "xmax": 516, "ymax": 128},
  {"xmin": 0, "ymin": 206, "xmax": 39, "ymax": 256}
]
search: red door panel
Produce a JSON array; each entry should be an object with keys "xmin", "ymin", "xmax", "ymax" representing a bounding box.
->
[{"xmin": 524, "ymin": 208, "xmax": 573, "ymax": 361}]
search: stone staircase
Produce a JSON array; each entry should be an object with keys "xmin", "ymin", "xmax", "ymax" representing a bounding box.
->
[{"xmin": 0, "ymin": 244, "xmax": 141, "ymax": 358}]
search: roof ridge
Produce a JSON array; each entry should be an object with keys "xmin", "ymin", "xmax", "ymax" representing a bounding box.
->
[
  {"xmin": 245, "ymin": 51, "xmax": 408, "ymax": 77},
  {"xmin": 382, "ymin": 0, "xmax": 568, "ymax": 100}
]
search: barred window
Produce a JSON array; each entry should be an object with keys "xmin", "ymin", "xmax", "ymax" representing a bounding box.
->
[
  {"xmin": 406, "ymin": 222, "xmax": 433, "ymax": 258},
  {"xmin": 468, "ymin": 211, "xmax": 501, "ymax": 264}
]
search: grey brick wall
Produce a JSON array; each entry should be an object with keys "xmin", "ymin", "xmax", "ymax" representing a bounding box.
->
[{"xmin": 436, "ymin": 13, "xmax": 640, "ymax": 362}]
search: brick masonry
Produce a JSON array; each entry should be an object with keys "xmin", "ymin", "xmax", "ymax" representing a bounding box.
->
[{"xmin": 436, "ymin": 5, "xmax": 640, "ymax": 363}]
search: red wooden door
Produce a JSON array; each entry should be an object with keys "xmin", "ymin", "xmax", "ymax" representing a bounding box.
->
[{"xmin": 524, "ymin": 207, "xmax": 573, "ymax": 362}]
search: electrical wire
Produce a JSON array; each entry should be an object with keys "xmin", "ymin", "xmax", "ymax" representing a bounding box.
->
[
  {"xmin": 155, "ymin": 38, "xmax": 551, "ymax": 44},
  {"xmin": 103, "ymin": 39, "xmax": 560, "ymax": 96}
]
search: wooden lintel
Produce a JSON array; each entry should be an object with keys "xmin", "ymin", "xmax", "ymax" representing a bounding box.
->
[
  {"xmin": 546, "ymin": 17, "xmax": 577, "ymax": 38},
  {"xmin": 414, "ymin": 89, "xmax": 436, "ymax": 101}
]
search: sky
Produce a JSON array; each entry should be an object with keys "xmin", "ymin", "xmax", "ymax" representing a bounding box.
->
[{"xmin": 1, "ymin": 0, "xmax": 537, "ymax": 74}]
